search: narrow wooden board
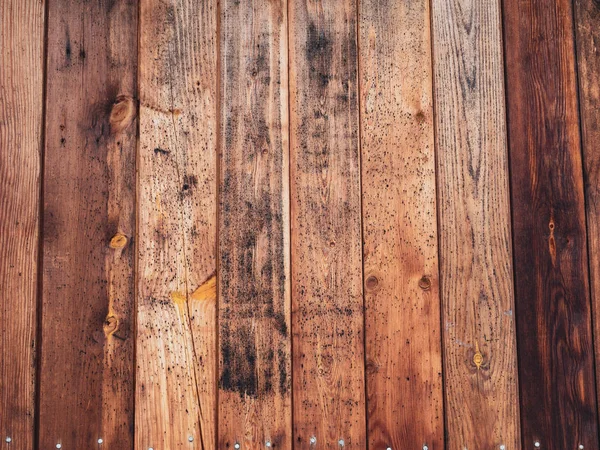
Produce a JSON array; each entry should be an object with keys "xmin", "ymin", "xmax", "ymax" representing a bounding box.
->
[
  {"xmin": 575, "ymin": 0, "xmax": 600, "ymax": 420},
  {"xmin": 217, "ymin": 0, "xmax": 291, "ymax": 449},
  {"xmin": 0, "ymin": 0, "xmax": 44, "ymax": 447},
  {"xmin": 136, "ymin": 0, "xmax": 218, "ymax": 448},
  {"xmin": 289, "ymin": 0, "xmax": 367, "ymax": 447},
  {"xmin": 39, "ymin": 0, "xmax": 137, "ymax": 448},
  {"xmin": 504, "ymin": 0, "xmax": 600, "ymax": 447},
  {"xmin": 430, "ymin": 0, "xmax": 521, "ymax": 448},
  {"xmin": 358, "ymin": 0, "xmax": 444, "ymax": 448}
]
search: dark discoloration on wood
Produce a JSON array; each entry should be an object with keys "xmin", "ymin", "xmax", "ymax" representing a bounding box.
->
[
  {"xmin": 218, "ymin": 0, "xmax": 291, "ymax": 447},
  {"xmin": 137, "ymin": 0, "xmax": 218, "ymax": 447},
  {"xmin": 39, "ymin": 0, "xmax": 137, "ymax": 448},
  {"xmin": 431, "ymin": 0, "xmax": 521, "ymax": 448},
  {"xmin": 575, "ymin": 0, "xmax": 600, "ymax": 418},
  {"xmin": 504, "ymin": 0, "xmax": 600, "ymax": 448},
  {"xmin": 289, "ymin": 0, "xmax": 366, "ymax": 448},
  {"xmin": 0, "ymin": 1, "xmax": 44, "ymax": 446},
  {"xmin": 359, "ymin": 0, "xmax": 444, "ymax": 448}
]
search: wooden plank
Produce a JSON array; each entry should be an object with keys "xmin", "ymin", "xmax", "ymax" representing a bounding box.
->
[
  {"xmin": 504, "ymin": 0, "xmax": 600, "ymax": 447},
  {"xmin": 136, "ymin": 0, "xmax": 217, "ymax": 448},
  {"xmin": 39, "ymin": 0, "xmax": 137, "ymax": 448},
  {"xmin": 0, "ymin": 0, "xmax": 44, "ymax": 447},
  {"xmin": 430, "ymin": 0, "xmax": 521, "ymax": 448},
  {"xmin": 217, "ymin": 0, "xmax": 291, "ymax": 449},
  {"xmin": 575, "ymin": 0, "xmax": 600, "ymax": 420},
  {"xmin": 289, "ymin": 1, "xmax": 366, "ymax": 448},
  {"xmin": 358, "ymin": 0, "xmax": 444, "ymax": 448}
]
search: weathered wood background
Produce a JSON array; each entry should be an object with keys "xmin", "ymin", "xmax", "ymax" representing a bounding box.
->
[{"xmin": 1, "ymin": 0, "xmax": 599, "ymax": 449}]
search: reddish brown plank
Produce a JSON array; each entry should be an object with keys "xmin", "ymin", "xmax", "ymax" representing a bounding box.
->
[
  {"xmin": 358, "ymin": 0, "xmax": 444, "ymax": 448},
  {"xmin": 289, "ymin": 0, "xmax": 367, "ymax": 448},
  {"xmin": 136, "ymin": 0, "xmax": 218, "ymax": 448},
  {"xmin": 39, "ymin": 0, "xmax": 137, "ymax": 448},
  {"xmin": 217, "ymin": 0, "xmax": 292, "ymax": 448},
  {"xmin": 504, "ymin": 0, "xmax": 600, "ymax": 447},
  {"xmin": 431, "ymin": 0, "xmax": 521, "ymax": 448},
  {"xmin": 0, "ymin": 0, "xmax": 44, "ymax": 447}
]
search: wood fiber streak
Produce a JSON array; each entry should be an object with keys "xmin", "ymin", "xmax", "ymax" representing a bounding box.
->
[
  {"xmin": 504, "ymin": 0, "xmax": 600, "ymax": 447},
  {"xmin": 289, "ymin": 0, "xmax": 367, "ymax": 447},
  {"xmin": 0, "ymin": 0, "xmax": 44, "ymax": 447},
  {"xmin": 575, "ymin": 0, "xmax": 600, "ymax": 417},
  {"xmin": 359, "ymin": 0, "xmax": 444, "ymax": 448},
  {"xmin": 218, "ymin": 0, "xmax": 291, "ymax": 448},
  {"xmin": 40, "ymin": 1, "xmax": 137, "ymax": 448},
  {"xmin": 137, "ymin": 0, "xmax": 217, "ymax": 448},
  {"xmin": 431, "ymin": 0, "xmax": 521, "ymax": 448}
]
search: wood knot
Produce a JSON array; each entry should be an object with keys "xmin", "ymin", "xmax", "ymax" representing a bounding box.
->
[
  {"xmin": 103, "ymin": 316, "xmax": 118, "ymax": 335},
  {"xmin": 109, "ymin": 233, "xmax": 128, "ymax": 249},
  {"xmin": 473, "ymin": 341, "xmax": 484, "ymax": 370},
  {"xmin": 365, "ymin": 275, "xmax": 379, "ymax": 291},
  {"xmin": 109, "ymin": 95, "xmax": 136, "ymax": 134},
  {"xmin": 418, "ymin": 276, "xmax": 431, "ymax": 291}
]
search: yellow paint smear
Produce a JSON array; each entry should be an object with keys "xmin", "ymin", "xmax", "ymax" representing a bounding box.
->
[
  {"xmin": 191, "ymin": 275, "xmax": 217, "ymax": 302},
  {"xmin": 109, "ymin": 233, "xmax": 128, "ymax": 249}
]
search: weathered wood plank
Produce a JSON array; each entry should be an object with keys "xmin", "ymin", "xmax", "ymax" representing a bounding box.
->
[
  {"xmin": 217, "ymin": 0, "xmax": 291, "ymax": 448},
  {"xmin": 0, "ymin": 0, "xmax": 44, "ymax": 447},
  {"xmin": 136, "ymin": 0, "xmax": 218, "ymax": 448},
  {"xmin": 504, "ymin": 0, "xmax": 600, "ymax": 447},
  {"xmin": 430, "ymin": 0, "xmax": 521, "ymax": 448},
  {"xmin": 358, "ymin": 0, "xmax": 444, "ymax": 448},
  {"xmin": 39, "ymin": 0, "xmax": 137, "ymax": 448},
  {"xmin": 289, "ymin": 0, "xmax": 367, "ymax": 448},
  {"xmin": 575, "ymin": 0, "xmax": 600, "ymax": 422}
]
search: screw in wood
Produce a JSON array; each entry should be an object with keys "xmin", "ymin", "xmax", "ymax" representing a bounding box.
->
[
  {"xmin": 534, "ymin": 442, "xmax": 540, "ymax": 448},
  {"xmin": 266, "ymin": 441, "xmax": 272, "ymax": 447},
  {"xmin": 234, "ymin": 444, "xmax": 240, "ymax": 449},
  {"xmin": 386, "ymin": 447, "xmax": 392, "ymax": 450},
  {"xmin": 97, "ymin": 438, "xmax": 103, "ymax": 444},
  {"xmin": 56, "ymin": 445, "xmax": 62, "ymax": 449},
  {"xmin": 500, "ymin": 445, "xmax": 505, "ymax": 450},
  {"xmin": 5, "ymin": 437, "xmax": 11, "ymax": 443},
  {"xmin": 338, "ymin": 439, "xmax": 344, "ymax": 447},
  {"xmin": 310, "ymin": 437, "xmax": 316, "ymax": 445},
  {"xmin": 188, "ymin": 436, "xmax": 194, "ymax": 442},
  {"xmin": 579, "ymin": 446, "xmax": 584, "ymax": 449},
  {"xmin": 423, "ymin": 446, "xmax": 429, "ymax": 450}
]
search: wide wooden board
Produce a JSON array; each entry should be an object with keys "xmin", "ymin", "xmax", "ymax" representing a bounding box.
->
[
  {"xmin": 0, "ymin": 0, "xmax": 44, "ymax": 447},
  {"xmin": 217, "ymin": 0, "xmax": 291, "ymax": 448},
  {"xmin": 504, "ymin": 0, "xmax": 600, "ymax": 447},
  {"xmin": 575, "ymin": 0, "xmax": 600, "ymax": 420},
  {"xmin": 289, "ymin": 0, "xmax": 367, "ymax": 447},
  {"xmin": 431, "ymin": 0, "xmax": 521, "ymax": 448},
  {"xmin": 358, "ymin": 0, "xmax": 444, "ymax": 448},
  {"xmin": 39, "ymin": 1, "xmax": 137, "ymax": 448},
  {"xmin": 136, "ymin": 0, "xmax": 218, "ymax": 448}
]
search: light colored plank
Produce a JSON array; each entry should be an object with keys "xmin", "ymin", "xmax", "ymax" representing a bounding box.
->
[
  {"xmin": 358, "ymin": 0, "xmax": 444, "ymax": 448},
  {"xmin": 136, "ymin": 0, "xmax": 218, "ymax": 448},
  {"xmin": 0, "ymin": 0, "xmax": 44, "ymax": 447},
  {"xmin": 430, "ymin": 0, "xmax": 521, "ymax": 448},
  {"xmin": 39, "ymin": 0, "xmax": 137, "ymax": 448},
  {"xmin": 217, "ymin": 0, "xmax": 291, "ymax": 448},
  {"xmin": 289, "ymin": 0, "xmax": 367, "ymax": 447}
]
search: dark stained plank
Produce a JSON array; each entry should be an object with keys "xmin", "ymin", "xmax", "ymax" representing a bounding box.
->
[
  {"xmin": 575, "ymin": 0, "xmax": 600, "ymax": 418},
  {"xmin": 430, "ymin": 0, "xmax": 521, "ymax": 448},
  {"xmin": 217, "ymin": 0, "xmax": 291, "ymax": 448},
  {"xmin": 289, "ymin": 0, "xmax": 367, "ymax": 448},
  {"xmin": 504, "ymin": 0, "xmax": 600, "ymax": 447},
  {"xmin": 39, "ymin": 0, "xmax": 137, "ymax": 448},
  {"xmin": 136, "ymin": 0, "xmax": 218, "ymax": 447},
  {"xmin": 358, "ymin": 0, "xmax": 444, "ymax": 448},
  {"xmin": 0, "ymin": 0, "xmax": 44, "ymax": 447}
]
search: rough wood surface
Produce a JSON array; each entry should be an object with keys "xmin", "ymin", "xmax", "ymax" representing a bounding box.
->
[
  {"xmin": 289, "ymin": 0, "xmax": 367, "ymax": 447},
  {"xmin": 504, "ymin": 0, "xmax": 600, "ymax": 447},
  {"xmin": 358, "ymin": 0, "xmax": 444, "ymax": 448},
  {"xmin": 575, "ymin": 0, "xmax": 600, "ymax": 420},
  {"xmin": 136, "ymin": 0, "xmax": 218, "ymax": 448},
  {"xmin": 217, "ymin": 0, "xmax": 291, "ymax": 449},
  {"xmin": 0, "ymin": 0, "xmax": 44, "ymax": 447},
  {"xmin": 39, "ymin": 0, "xmax": 137, "ymax": 448},
  {"xmin": 430, "ymin": 0, "xmax": 521, "ymax": 448}
]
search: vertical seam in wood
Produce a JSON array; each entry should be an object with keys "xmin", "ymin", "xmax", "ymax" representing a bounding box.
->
[
  {"xmin": 34, "ymin": 0, "xmax": 50, "ymax": 447},
  {"xmin": 215, "ymin": 0, "xmax": 222, "ymax": 447}
]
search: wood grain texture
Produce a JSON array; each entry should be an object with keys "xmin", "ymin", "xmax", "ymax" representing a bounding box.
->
[
  {"xmin": 504, "ymin": 0, "xmax": 600, "ymax": 447},
  {"xmin": 289, "ymin": 0, "xmax": 367, "ymax": 447},
  {"xmin": 431, "ymin": 0, "xmax": 521, "ymax": 448},
  {"xmin": 39, "ymin": 0, "xmax": 137, "ymax": 448},
  {"xmin": 358, "ymin": 0, "xmax": 444, "ymax": 448},
  {"xmin": 0, "ymin": 0, "xmax": 44, "ymax": 447},
  {"xmin": 136, "ymin": 0, "xmax": 217, "ymax": 448},
  {"xmin": 218, "ymin": 0, "xmax": 291, "ymax": 448},
  {"xmin": 575, "ymin": 0, "xmax": 600, "ymax": 420}
]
